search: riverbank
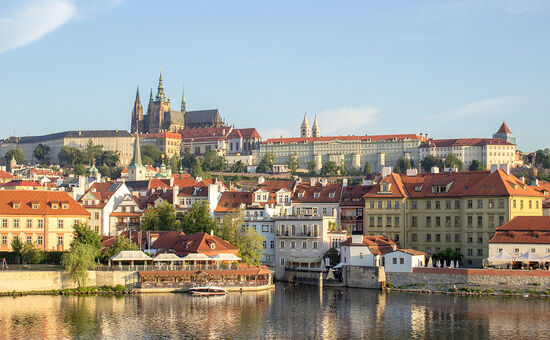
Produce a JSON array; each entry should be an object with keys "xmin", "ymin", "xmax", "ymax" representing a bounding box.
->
[
  {"xmin": 386, "ymin": 283, "xmax": 550, "ymax": 299},
  {"xmin": 0, "ymin": 285, "xmax": 135, "ymax": 297}
]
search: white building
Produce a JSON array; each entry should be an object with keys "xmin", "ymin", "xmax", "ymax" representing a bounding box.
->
[
  {"xmin": 488, "ymin": 216, "xmax": 550, "ymax": 258},
  {"xmin": 339, "ymin": 234, "xmax": 397, "ymax": 267},
  {"xmin": 384, "ymin": 249, "xmax": 426, "ymax": 273}
]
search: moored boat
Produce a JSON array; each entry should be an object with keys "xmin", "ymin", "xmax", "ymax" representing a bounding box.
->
[{"xmin": 188, "ymin": 286, "xmax": 228, "ymax": 296}]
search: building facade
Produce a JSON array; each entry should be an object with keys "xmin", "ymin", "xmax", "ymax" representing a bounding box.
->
[{"xmin": 488, "ymin": 216, "xmax": 550, "ymax": 258}]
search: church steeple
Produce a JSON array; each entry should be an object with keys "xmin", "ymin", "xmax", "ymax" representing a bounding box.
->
[
  {"xmin": 181, "ymin": 86, "xmax": 186, "ymax": 112},
  {"xmin": 131, "ymin": 86, "xmax": 143, "ymax": 134},
  {"xmin": 301, "ymin": 113, "xmax": 311, "ymax": 138},
  {"xmin": 155, "ymin": 70, "xmax": 167, "ymax": 102},
  {"xmin": 132, "ymin": 129, "xmax": 142, "ymax": 166},
  {"xmin": 312, "ymin": 115, "xmax": 320, "ymax": 137},
  {"xmin": 149, "ymin": 88, "xmax": 153, "ymax": 103}
]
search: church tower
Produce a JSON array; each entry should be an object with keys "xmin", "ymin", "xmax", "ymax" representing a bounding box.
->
[
  {"xmin": 128, "ymin": 130, "xmax": 146, "ymax": 181},
  {"xmin": 131, "ymin": 86, "xmax": 143, "ymax": 134},
  {"xmin": 146, "ymin": 71, "xmax": 171, "ymax": 133},
  {"xmin": 493, "ymin": 121, "xmax": 516, "ymax": 145},
  {"xmin": 312, "ymin": 115, "xmax": 320, "ymax": 137},
  {"xmin": 301, "ymin": 113, "xmax": 311, "ymax": 138},
  {"xmin": 181, "ymin": 86, "xmax": 186, "ymax": 112}
]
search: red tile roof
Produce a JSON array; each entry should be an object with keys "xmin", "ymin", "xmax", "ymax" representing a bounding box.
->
[
  {"xmin": 0, "ymin": 170, "xmax": 14, "ymax": 179},
  {"xmin": 0, "ymin": 190, "xmax": 89, "ymax": 216},
  {"xmin": 258, "ymin": 180, "xmax": 294, "ymax": 192},
  {"xmin": 229, "ymin": 128, "xmax": 261, "ymax": 139},
  {"xmin": 496, "ymin": 122, "xmax": 512, "ymax": 134},
  {"xmin": 489, "ymin": 217, "xmax": 550, "ymax": 245},
  {"xmin": 215, "ymin": 192, "xmax": 252, "ymax": 212},
  {"xmin": 340, "ymin": 185, "xmax": 372, "ymax": 206},
  {"xmin": 138, "ymin": 131, "xmax": 182, "ymax": 140},
  {"xmin": 180, "ymin": 127, "xmax": 231, "ymax": 141},
  {"xmin": 263, "ymin": 134, "xmax": 426, "ymax": 144},
  {"xmin": 0, "ymin": 180, "xmax": 41, "ymax": 188},
  {"xmin": 293, "ymin": 182, "xmax": 342, "ymax": 203},
  {"xmin": 340, "ymin": 235, "xmax": 398, "ymax": 255},
  {"xmin": 420, "ymin": 138, "xmax": 512, "ymax": 148},
  {"xmin": 397, "ymin": 249, "xmax": 427, "ymax": 256},
  {"xmin": 152, "ymin": 232, "xmax": 238, "ymax": 256}
]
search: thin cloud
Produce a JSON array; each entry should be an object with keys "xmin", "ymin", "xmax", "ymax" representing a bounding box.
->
[
  {"xmin": 0, "ymin": 0, "xmax": 123, "ymax": 54},
  {"xmin": 317, "ymin": 107, "xmax": 379, "ymax": 136},
  {"xmin": 425, "ymin": 96, "xmax": 517, "ymax": 122}
]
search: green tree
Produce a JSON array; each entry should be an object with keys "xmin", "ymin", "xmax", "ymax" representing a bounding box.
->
[
  {"xmin": 307, "ymin": 160, "xmax": 317, "ymax": 175},
  {"xmin": 180, "ymin": 200, "xmax": 218, "ymax": 234},
  {"xmin": 181, "ymin": 151, "xmax": 197, "ymax": 170},
  {"xmin": 218, "ymin": 213, "xmax": 264, "ymax": 265},
  {"xmin": 444, "ymin": 153, "xmax": 463, "ymax": 171},
  {"xmin": 469, "ymin": 160, "xmax": 486, "ymax": 171},
  {"xmin": 395, "ymin": 157, "xmax": 412, "ymax": 174},
  {"xmin": 58, "ymin": 146, "xmax": 82, "ymax": 167},
  {"xmin": 256, "ymin": 153, "xmax": 275, "ymax": 173},
  {"xmin": 324, "ymin": 248, "xmax": 340, "ymax": 266},
  {"xmin": 199, "ymin": 150, "xmax": 227, "ymax": 171},
  {"xmin": 320, "ymin": 161, "xmax": 339, "ymax": 177},
  {"xmin": 73, "ymin": 164, "xmax": 87, "ymax": 176},
  {"xmin": 99, "ymin": 150, "xmax": 119, "ymax": 167},
  {"xmin": 10, "ymin": 237, "xmax": 24, "ymax": 263},
  {"xmin": 5, "ymin": 148, "xmax": 25, "ymax": 164},
  {"xmin": 62, "ymin": 243, "xmax": 97, "ymax": 287},
  {"xmin": 191, "ymin": 158, "xmax": 205, "ymax": 178},
  {"xmin": 230, "ymin": 160, "xmax": 246, "ymax": 173},
  {"xmin": 102, "ymin": 235, "xmax": 139, "ymax": 261},
  {"xmin": 80, "ymin": 140, "xmax": 104, "ymax": 166},
  {"xmin": 170, "ymin": 155, "xmax": 180, "ymax": 173},
  {"xmin": 421, "ymin": 155, "xmax": 443, "ymax": 173},
  {"xmin": 33, "ymin": 144, "xmax": 50, "ymax": 163},
  {"xmin": 141, "ymin": 145, "xmax": 163, "ymax": 165},
  {"xmin": 287, "ymin": 154, "xmax": 299, "ymax": 175},
  {"xmin": 432, "ymin": 248, "xmax": 463, "ymax": 264},
  {"xmin": 71, "ymin": 222, "xmax": 101, "ymax": 256},
  {"xmin": 363, "ymin": 160, "xmax": 372, "ymax": 176},
  {"xmin": 140, "ymin": 202, "xmax": 181, "ymax": 231},
  {"xmin": 20, "ymin": 243, "xmax": 44, "ymax": 264}
]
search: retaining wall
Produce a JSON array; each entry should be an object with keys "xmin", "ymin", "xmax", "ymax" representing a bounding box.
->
[{"xmin": 343, "ymin": 266, "xmax": 385, "ymax": 289}]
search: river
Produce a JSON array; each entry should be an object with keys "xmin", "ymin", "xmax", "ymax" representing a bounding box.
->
[{"xmin": 0, "ymin": 283, "xmax": 549, "ymax": 339}]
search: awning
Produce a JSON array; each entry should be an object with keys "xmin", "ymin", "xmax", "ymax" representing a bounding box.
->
[
  {"xmin": 153, "ymin": 253, "xmax": 183, "ymax": 262},
  {"xmin": 181, "ymin": 253, "xmax": 211, "ymax": 261},
  {"xmin": 110, "ymin": 250, "xmax": 152, "ymax": 262},
  {"xmin": 210, "ymin": 253, "xmax": 241, "ymax": 261},
  {"xmin": 515, "ymin": 250, "xmax": 542, "ymax": 262},
  {"xmin": 333, "ymin": 263, "xmax": 345, "ymax": 269},
  {"xmin": 289, "ymin": 256, "xmax": 322, "ymax": 264},
  {"xmin": 484, "ymin": 250, "xmax": 514, "ymax": 265}
]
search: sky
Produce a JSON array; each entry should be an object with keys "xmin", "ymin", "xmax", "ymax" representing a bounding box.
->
[{"xmin": 0, "ymin": 0, "xmax": 549, "ymax": 151}]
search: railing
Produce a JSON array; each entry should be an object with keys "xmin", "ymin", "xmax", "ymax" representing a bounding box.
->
[
  {"xmin": 140, "ymin": 280, "xmax": 270, "ymax": 289},
  {"xmin": 96, "ymin": 264, "xmax": 241, "ymax": 271},
  {"xmin": 276, "ymin": 232, "xmax": 319, "ymax": 238}
]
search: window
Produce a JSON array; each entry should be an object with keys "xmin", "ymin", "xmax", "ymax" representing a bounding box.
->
[
  {"xmin": 426, "ymin": 234, "xmax": 432, "ymax": 242},
  {"xmin": 467, "ymin": 249, "xmax": 473, "ymax": 256},
  {"xmin": 270, "ymin": 241, "xmax": 275, "ymax": 249},
  {"xmin": 478, "ymin": 216, "xmax": 483, "ymax": 227},
  {"xmin": 478, "ymin": 236, "xmax": 483, "ymax": 243},
  {"xmin": 412, "ymin": 233, "xmax": 417, "ymax": 241},
  {"xmin": 498, "ymin": 199, "xmax": 505, "ymax": 209},
  {"xmin": 488, "ymin": 200, "xmax": 494, "ymax": 209},
  {"xmin": 445, "ymin": 234, "xmax": 451, "ymax": 242},
  {"xmin": 426, "ymin": 201, "xmax": 432, "ymax": 209},
  {"xmin": 395, "ymin": 201, "xmax": 400, "ymax": 209},
  {"xmin": 262, "ymin": 225, "xmax": 270, "ymax": 232},
  {"xmin": 488, "ymin": 216, "xmax": 495, "ymax": 227},
  {"xmin": 377, "ymin": 217, "xmax": 382, "ymax": 227},
  {"xmin": 280, "ymin": 257, "xmax": 285, "ymax": 266},
  {"xmin": 455, "ymin": 234, "xmax": 461, "ymax": 242},
  {"xmin": 392, "ymin": 258, "xmax": 397, "ymax": 264},
  {"xmin": 395, "ymin": 234, "xmax": 400, "ymax": 242},
  {"xmin": 520, "ymin": 200, "xmax": 524, "ymax": 209},
  {"xmin": 412, "ymin": 202, "xmax": 417, "ymax": 209},
  {"xmin": 477, "ymin": 249, "xmax": 483, "ymax": 256},
  {"xmin": 513, "ymin": 200, "xmax": 516, "ymax": 208},
  {"xmin": 426, "ymin": 217, "xmax": 431, "ymax": 227},
  {"xmin": 377, "ymin": 202, "xmax": 383, "ymax": 209},
  {"xmin": 455, "ymin": 216, "xmax": 460, "ymax": 227},
  {"xmin": 435, "ymin": 234, "xmax": 441, "ymax": 242},
  {"xmin": 57, "ymin": 236, "xmax": 63, "ymax": 246},
  {"xmin": 58, "ymin": 220, "xmax": 64, "ymax": 229},
  {"xmin": 411, "ymin": 216, "xmax": 417, "ymax": 227},
  {"xmin": 94, "ymin": 212, "xmax": 100, "ymax": 220},
  {"xmin": 1, "ymin": 235, "xmax": 6, "ymax": 245},
  {"xmin": 313, "ymin": 242, "xmax": 318, "ymax": 249},
  {"xmin": 467, "ymin": 216, "xmax": 473, "ymax": 227},
  {"xmin": 467, "ymin": 200, "xmax": 473, "ymax": 209},
  {"xmin": 302, "ymin": 241, "xmax": 307, "ymax": 249},
  {"xmin": 386, "ymin": 217, "xmax": 391, "ymax": 227},
  {"xmin": 445, "ymin": 201, "xmax": 451, "ymax": 209},
  {"xmin": 14, "ymin": 219, "xmax": 19, "ymax": 228},
  {"xmin": 400, "ymin": 258, "xmax": 404, "ymax": 264},
  {"xmin": 394, "ymin": 217, "xmax": 400, "ymax": 227},
  {"xmin": 386, "ymin": 201, "xmax": 392, "ymax": 209},
  {"xmin": 38, "ymin": 219, "xmax": 44, "ymax": 228},
  {"xmin": 262, "ymin": 241, "xmax": 266, "ymax": 249},
  {"xmin": 514, "ymin": 248, "xmax": 519, "ymax": 253},
  {"xmin": 280, "ymin": 241, "xmax": 285, "ymax": 248},
  {"xmin": 455, "ymin": 200, "xmax": 460, "ymax": 209},
  {"xmin": 291, "ymin": 241, "xmax": 296, "ymax": 249},
  {"xmin": 477, "ymin": 200, "xmax": 483, "ymax": 209},
  {"xmin": 1, "ymin": 219, "xmax": 7, "ymax": 228},
  {"xmin": 531, "ymin": 248, "xmax": 536, "ymax": 253},
  {"xmin": 435, "ymin": 201, "xmax": 441, "ymax": 209},
  {"xmin": 369, "ymin": 217, "xmax": 375, "ymax": 227},
  {"xmin": 370, "ymin": 201, "xmax": 375, "ymax": 209},
  {"xmin": 26, "ymin": 235, "xmax": 32, "ymax": 244},
  {"xmin": 467, "ymin": 235, "xmax": 473, "ymax": 243},
  {"xmin": 435, "ymin": 216, "xmax": 441, "ymax": 227},
  {"xmin": 26, "ymin": 219, "xmax": 32, "ymax": 228},
  {"xmin": 210, "ymin": 243, "xmax": 216, "ymax": 249}
]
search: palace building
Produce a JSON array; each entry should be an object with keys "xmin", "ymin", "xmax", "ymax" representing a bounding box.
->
[{"xmin": 131, "ymin": 72, "xmax": 226, "ymax": 134}]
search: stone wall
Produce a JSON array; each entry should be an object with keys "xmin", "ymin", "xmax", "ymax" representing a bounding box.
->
[
  {"xmin": 280, "ymin": 269, "xmax": 324, "ymax": 287},
  {"xmin": 387, "ymin": 268, "xmax": 550, "ymax": 289},
  {"xmin": 0, "ymin": 270, "xmax": 137, "ymax": 293},
  {"xmin": 343, "ymin": 266, "xmax": 385, "ymax": 289}
]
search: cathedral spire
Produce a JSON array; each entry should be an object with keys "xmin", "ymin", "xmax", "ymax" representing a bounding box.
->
[
  {"xmin": 155, "ymin": 70, "xmax": 167, "ymax": 102},
  {"xmin": 181, "ymin": 86, "xmax": 186, "ymax": 112},
  {"xmin": 301, "ymin": 113, "xmax": 311, "ymax": 138},
  {"xmin": 131, "ymin": 86, "xmax": 143, "ymax": 134},
  {"xmin": 149, "ymin": 88, "xmax": 153, "ymax": 102},
  {"xmin": 135, "ymin": 86, "xmax": 141, "ymax": 104},
  {"xmin": 312, "ymin": 115, "xmax": 320, "ymax": 137},
  {"xmin": 132, "ymin": 129, "xmax": 143, "ymax": 166}
]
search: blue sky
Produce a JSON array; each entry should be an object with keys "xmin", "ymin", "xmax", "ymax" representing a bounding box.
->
[{"xmin": 0, "ymin": 0, "xmax": 548, "ymax": 151}]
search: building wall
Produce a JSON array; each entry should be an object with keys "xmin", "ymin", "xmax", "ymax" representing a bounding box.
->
[
  {"xmin": 340, "ymin": 245, "xmax": 378, "ymax": 266},
  {"xmin": 488, "ymin": 242, "xmax": 550, "ymax": 258},
  {"xmin": 384, "ymin": 253, "xmax": 425, "ymax": 273}
]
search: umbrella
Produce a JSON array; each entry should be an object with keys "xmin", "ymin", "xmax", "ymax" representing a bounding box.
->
[
  {"xmin": 485, "ymin": 250, "xmax": 515, "ymax": 266},
  {"xmin": 427, "ymin": 257, "xmax": 433, "ymax": 268},
  {"xmin": 437, "ymin": 260, "xmax": 441, "ymax": 268},
  {"xmin": 450, "ymin": 260, "xmax": 454, "ymax": 268},
  {"xmin": 456, "ymin": 261, "xmax": 459, "ymax": 268},
  {"xmin": 444, "ymin": 260, "xmax": 447, "ymax": 268},
  {"xmin": 515, "ymin": 250, "xmax": 542, "ymax": 263}
]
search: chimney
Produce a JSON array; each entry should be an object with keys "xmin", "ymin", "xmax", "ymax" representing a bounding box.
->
[
  {"xmin": 310, "ymin": 177, "xmax": 317, "ymax": 186},
  {"xmin": 490, "ymin": 164, "xmax": 498, "ymax": 174},
  {"xmin": 320, "ymin": 178, "xmax": 327, "ymax": 187},
  {"xmin": 534, "ymin": 179, "xmax": 539, "ymax": 186},
  {"xmin": 351, "ymin": 234, "xmax": 363, "ymax": 244},
  {"xmin": 499, "ymin": 164, "xmax": 510, "ymax": 175},
  {"xmin": 210, "ymin": 229, "xmax": 214, "ymax": 236},
  {"xmin": 170, "ymin": 176, "xmax": 174, "ymax": 186},
  {"xmin": 406, "ymin": 168, "xmax": 418, "ymax": 177},
  {"xmin": 163, "ymin": 187, "xmax": 167, "ymax": 193},
  {"xmin": 172, "ymin": 185, "xmax": 179, "ymax": 205},
  {"xmin": 381, "ymin": 167, "xmax": 392, "ymax": 178},
  {"xmin": 258, "ymin": 176, "xmax": 265, "ymax": 185},
  {"xmin": 342, "ymin": 178, "xmax": 348, "ymax": 187},
  {"xmin": 520, "ymin": 176, "xmax": 525, "ymax": 183},
  {"xmin": 430, "ymin": 167, "xmax": 439, "ymax": 174}
]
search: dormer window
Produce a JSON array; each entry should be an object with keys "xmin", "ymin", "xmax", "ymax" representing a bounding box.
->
[
  {"xmin": 51, "ymin": 203, "xmax": 58, "ymax": 209},
  {"xmin": 314, "ymin": 192, "xmax": 320, "ymax": 199},
  {"xmin": 329, "ymin": 192, "xmax": 335, "ymax": 199},
  {"xmin": 210, "ymin": 243, "xmax": 216, "ymax": 250},
  {"xmin": 32, "ymin": 203, "xmax": 39, "ymax": 209},
  {"xmin": 298, "ymin": 192, "xmax": 304, "ymax": 198},
  {"xmin": 13, "ymin": 203, "xmax": 20, "ymax": 209},
  {"xmin": 414, "ymin": 185, "xmax": 423, "ymax": 192},
  {"xmin": 62, "ymin": 203, "xmax": 69, "ymax": 209}
]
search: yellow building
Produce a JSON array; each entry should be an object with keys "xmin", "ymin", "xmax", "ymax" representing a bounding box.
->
[{"xmin": 364, "ymin": 168, "xmax": 543, "ymax": 267}]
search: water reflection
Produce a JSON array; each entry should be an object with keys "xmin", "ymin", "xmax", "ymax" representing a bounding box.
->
[{"xmin": 0, "ymin": 285, "xmax": 549, "ymax": 339}]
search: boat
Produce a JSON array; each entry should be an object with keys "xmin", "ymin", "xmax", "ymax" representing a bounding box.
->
[{"xmin": 188, "ymin": 286, "xmax": 228, "ymax": 296}]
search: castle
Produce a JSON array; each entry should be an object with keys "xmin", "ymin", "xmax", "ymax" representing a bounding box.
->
[{"xmin": 131, "ymin": 72, "xmax": 226, "ymax": 134}]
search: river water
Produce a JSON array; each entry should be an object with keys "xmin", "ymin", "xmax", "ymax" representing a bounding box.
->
[{"xmin": 0, "ymin": 283, "xmax": 549, "ymax": 339}]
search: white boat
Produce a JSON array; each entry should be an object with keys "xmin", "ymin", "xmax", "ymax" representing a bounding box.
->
[{"xmin": 188, "ymin": 286, "xmax": 228, "ymax": 296}]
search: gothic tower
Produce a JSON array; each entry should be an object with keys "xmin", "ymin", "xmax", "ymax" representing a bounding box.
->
[
  {"xmin": 131, "ymin": 86, "xmax": 143, "ymax": 134},
  {"xmin": 312, "ymin": 115, "xmax": 320, "ymax": 137},
  {"xmin": 301, "ymin": 113, "xmax": 311, "ymax": 138},
  {"xmin": 181, "ymin": 86, "xmax": 186, "ymax": 112},
  {"xmin": 146, "ymin": 71, "xmax": 171, "ymax": 133}
]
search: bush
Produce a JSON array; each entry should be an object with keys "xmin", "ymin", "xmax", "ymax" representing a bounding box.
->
[{"xmin": 115, "ymin": 284, "xmax": 125, "ymax": 292}]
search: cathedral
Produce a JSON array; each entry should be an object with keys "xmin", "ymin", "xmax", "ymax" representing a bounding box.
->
[{"xmin": 131, "ymin": 73, "xmax": 226, "ymax": 134}]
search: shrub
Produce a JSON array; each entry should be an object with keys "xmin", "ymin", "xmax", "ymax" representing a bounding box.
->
[{"xmin": 114, "ymin": 284, "xmax": 125, "ymax": 292}]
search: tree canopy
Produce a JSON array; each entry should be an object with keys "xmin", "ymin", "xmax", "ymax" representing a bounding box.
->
[
  {"xmin": 287, "ymin": 154, "xmax": 298, "ymax": 175},
  {"xmin": 256, "ymin": 153, "xmax": 275, "ymax": 173},
  {"xmin": 230, "ymin": 160, "xmax": 246, "ymax": 173},
  {"xmin": 5, "ymin": 148, "xmax": 25, "ymax": 164},
  {"xmin": 444, "ymin": 153, "xmax": 463, "ymax": 171},
  {"xmin": 140, "ymin": 202, "xmax": 182, "ymax": 231},
  {"xmin": 33, "ymin": 144, "xmax": 50, "ymax": 163},
  {"xmin": 363, "ymin": 160, "xmax": 372, "ymax": 175},
  {"xmin": 421, "ymin": 155, "xmax": 443, "ymax": 173},
  {"xmin": 394, "ymin": 158, "xmax": 412, "ymax": 174},
  {"xmin": 101, "ymin": 235, "xmax": 139, "ymax": 261},
  {"xmin": 307, "ymin": 160, "xmax": 317, "ymax": 175},
  {"xmin": 320, "ymin": 161, "xmax": 339, "ymax": 177},
  {"xmin": 180, "ymin": 200, "xmax": 218, "ymax": 234},
  {"xmin": 71, "ymin": 222, "xmax": 102, "ymax": 256},
  {"xmin": 469, "ymin": 160, "xmax": 486, "ymax": 171},
  {"xmin": 218, "ymin": 213, "xmax": 264, "ymax": 265},
  {"xmin": 432, "ymin": 248, "xmax": 463, "ymax": 264},
  {"xmin": 141, "ymin": 144, "xmax": 163, "ymax": 165},
  {"xmin": 62, "ymin": 243, "xmax": 97, "ymax": 287}
]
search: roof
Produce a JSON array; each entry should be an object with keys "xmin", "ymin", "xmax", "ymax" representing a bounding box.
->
[
  {"xmin": 229, "ymin": 128, "xmax": 261, "ymax": 139},
  {"xmin": 293, "ymin": 182, "xmax": 342, "ymax": 203},
  {"xmin": 79, "ymin": 181, "xmax": 121, "ymax": 204},
  {"xmin": 496, "ymin": 122, "xmax": 512, "ymax": 134},
  {"xmin": 364, "ymin": 170, "xmax": 543, "ymax": 199},
  {"xmin": 489, "ymin": 216, "xmax": 550, "ymax": 245},
  {"xmin": 0, "ymin": 190, "xmax": 89, "ymax": 216},
  {"xmin": 215, "ymin": 192, "xmax": 252, "ymax": 212},
  {"xmin": 340, "ymin": 235, "xmax": 398, "ymax": 255},
  {"xmin": 152, "ymin": 232, "xmax": 238, "ymax": 256},
  {"xmin": 419, "ymin": 138, "xmax": 512, "ymax": 148},
  {"xmin": 394, "ymin": 249, "xmax": 427, "ymax": 256},
  {"xmin": 0, "ymin": 180, "xmax": 41, "ymax": 188},
  {"xmin": 14, "ymin": 130, "xmax": 132, "ymax": 144},
  {"xmin": 179, "ymin": 127, "xmax": 230, "ymax": 140},
  {"xmin": 258, "ymin": 180, "xmax": 294, "ymax": 192},
  {"xmin": 0, "ymin": 170, "xmax": 14, "ymax": 180},
  {"xmin": 494, "ymin": 216, "xmax": 550, "ymax": 231},
  {"xmin": 340, "ymin": 185, "xmax": 372, "ymax": 206},
  {"xmin": 137, "ymin": 267, "xmax": 273, "ymax": 277},
  {"xmin": 109, "ymin": 250, "xmax": 152, "ymax": 261},
  {"xmin": 184, "ymin": 109, "xmax": 223, "ymax": 125},
  {"xmin": 138, "ymin": 131, "xmax": 181, "ymax": 140},
  {"xmin": 264, "ymin": 134, "xmax": 425, "ymax": 145}
]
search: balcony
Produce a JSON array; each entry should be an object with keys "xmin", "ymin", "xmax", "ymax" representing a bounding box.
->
[{"xmin": 276, "ymin": 231, "xmax": 319, "ymax": 238}]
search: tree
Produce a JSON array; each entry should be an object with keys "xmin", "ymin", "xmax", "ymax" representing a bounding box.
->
[
  {"xmin": 324, "ymin": 248, "xmax": 340, "ymax": 266},
  {"xmin": 180, "ymin": 200, "xmax": 218, "ymax": 234},
  {"xmin": 71, "ymin": 222, "xmax": 101, "ymax": 257},
  {"xmin": 469, "ymin": 160, "xmax": 486, "ymax": 171},
  {"xmin": 182, "ymin": 151, "xmax": 197, "ymax": 170},
  {"xmin": 99, "ymin": 150, "xmax": 119, "ymax": 167},
  {"xmin": 73, "ymin": 164, "xmax": 87, "ymax": 176},
  {"xmin": 421, "ymin": 155, "xmax": 443, "ymax": 173},
  {"xmin": 218, "ymin": 213, "xmax": 264, "ymax": 265},
  {"xmin": 444, "ymin": 153, "xmax": 463, "ymax": 171},
  {"xmin": 199, "ymin": 150, "xmax": 226, "ymax": 171},
  {"xmin": 256, "ymin": 153, "xmax": 275, "ymax": 173},
  {"xmin": 140, "ymin": 202, "xmax": 181, "ymax": 231},
  {"xmin": 363, "ymin": 160, "xmax": 372, "ymax": 176},
  {"xmin": 33, "ymin": 144, "xmax": 50, "ymax": 163},
  {"xmin": 58, "ymin": 146, "xmax": 82, "ymax": 167},
  {"xmin": 62, "ymin": 243, "xmax": 97, "ymax": 287},
  {"xmin": 287, "ymin": 155, "xmax": 298, "ymax": 175},
  {"xmin": 170, "ymin": 155, "xmax": 180, "ymax": 173},
  {"xmin": 102, "ymin": 235, "xmax": 139, "ymax": 261},
  {"xmin": 432, "ymin": 248, "xmax": 463, "ymax": 265},
  {"xmin": 5, "ymin": 148, "xmax": 25, "ymax": 164},
  {"xmin": 320, "ymin": 161, "xmax": 339, "ymax": 177},
  {"xmin": 307, "ymin": 160, "xmax": 317, "ymax": 175},
  {"xmin": 81, "ymin": 140, "xmax": 104, "ymax": 166},
  {"xmin": 141, "ymin": 145, "xmax": 163, "ymax": 165},
  {"xmin": 230, "ymin": 160, "xmax": 246, "ymax": 173},
  {"xmin": 10, "ymin": 237, "xmax": 25, "ymax": 264},
  {"xmin": 21, "ymin": 243, "xmax": 44, "ymax": 264},
  {"xmin": 191, "ymin": 158, "xmax": 205, "ymax": 178},
  {"xmin": 395, "ymin": 158, "xmax": 412, "ymax": 174}
]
